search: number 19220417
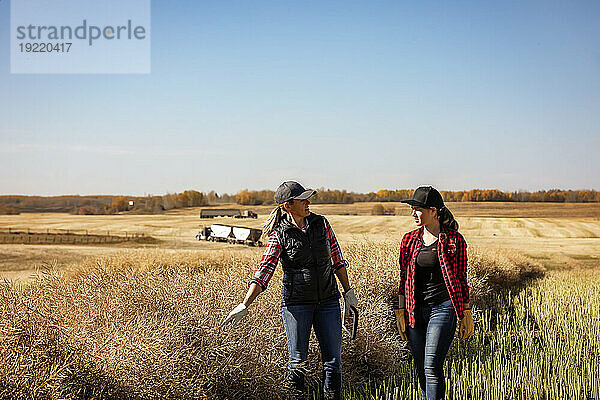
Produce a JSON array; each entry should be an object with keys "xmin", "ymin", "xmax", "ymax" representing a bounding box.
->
[{"xmin": 19, "ymin": 43, "xmax": 72, "ymax": 53}]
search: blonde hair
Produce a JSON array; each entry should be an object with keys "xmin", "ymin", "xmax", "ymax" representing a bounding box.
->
[{"xmin": 263, "ymin": 204, "xmax": 285, "ymax": 238}]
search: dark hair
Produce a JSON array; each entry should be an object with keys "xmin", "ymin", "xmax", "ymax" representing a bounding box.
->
[{"xmin": 437, "ymin": 206, "xmax": 459, "ymax": 231}]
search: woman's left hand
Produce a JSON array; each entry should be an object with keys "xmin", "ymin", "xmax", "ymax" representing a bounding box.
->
[
  {"xmin": 343, "ymin": 288, "xmax": 358, "ymax": 318},
  {"xmin": 459, "ymin": 309, "xmax": 474, "ymax": 340}
]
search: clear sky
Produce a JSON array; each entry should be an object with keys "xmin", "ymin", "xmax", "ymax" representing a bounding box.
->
[{"xmin": 1, "ymin": 0, "xmax": 599, "ymax": 196}]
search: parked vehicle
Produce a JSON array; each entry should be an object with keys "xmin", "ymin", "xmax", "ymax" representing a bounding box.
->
[
  {"xmin": 200, "ymin": 209, "xmax": 241, "ymax": 218},
  {"xmin": 240, "ymin": 210, "xmax": 258, "ymax": 219},
  {"xmin": 196, "ymin": 224, "xmax": 263, "ymax": 246},
  {"xmin": 199, "ymin": 209, "xmax": 258, "ymax": 219}
]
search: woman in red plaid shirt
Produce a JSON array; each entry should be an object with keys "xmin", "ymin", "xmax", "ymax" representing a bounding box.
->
[{"xmin": 395, "ymin": 186, "xmax": 474, "ymax": 400}]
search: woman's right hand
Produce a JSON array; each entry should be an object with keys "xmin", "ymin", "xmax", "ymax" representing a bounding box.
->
[
  {"xmin": 394, "ymin": 308, "xmax": 407, "ymax": 341},
  {"xmin": 221, "ymin": 303, "xmax": 248, "ymax": 327}
]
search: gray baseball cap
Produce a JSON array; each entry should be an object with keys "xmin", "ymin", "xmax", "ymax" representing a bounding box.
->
[{"xmin": 274, "ymin": 181, "xmax": 316, "ymax": 204}]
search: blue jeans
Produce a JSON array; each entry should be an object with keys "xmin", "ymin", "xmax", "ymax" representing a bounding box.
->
[
  {"xmin": 406, "ymin": 299, "xmax": 457, "ymax": 400},
  {"xmin": 281, "ymin": 299, "xmax": 342, "ymax": 395}
]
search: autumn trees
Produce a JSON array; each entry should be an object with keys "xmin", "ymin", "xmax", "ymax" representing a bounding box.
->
[{"xmin": 1, "ymin": 189, "xmax": 599, "ymax": 215}]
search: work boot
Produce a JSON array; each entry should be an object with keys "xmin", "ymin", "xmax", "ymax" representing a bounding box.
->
[
  {"xmin": 322, "ymin": 370, "xmax": 342, "ymax": 400},
  {"xmin": 285, "ymin": 370, "xmax": 306, "ymax": 400}
]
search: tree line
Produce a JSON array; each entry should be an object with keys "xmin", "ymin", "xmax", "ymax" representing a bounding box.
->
[
  {"xmin": 232, "ymin": 188, "xmax": 600, "ymax": 205},
  {"xmin": 1, "ymin": 188, "xmax": 599, "ymax": 214},
  {"xmin": 0, "ymin": 191, "xmax": 208, "ymax": 215}
]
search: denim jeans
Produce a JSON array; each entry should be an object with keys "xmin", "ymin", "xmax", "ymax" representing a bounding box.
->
[
  {"xmin": 406, "ymin": 299, "xmax": 457, "ymax": 400},
  {"xmin": 281, "ymin": 299, "xmax": 342, "ymax": 396}
]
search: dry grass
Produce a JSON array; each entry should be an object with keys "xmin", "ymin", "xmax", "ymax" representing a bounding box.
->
[{"xmin": 0, "ymin": 242, "xmax": 544, "ymax": 399}]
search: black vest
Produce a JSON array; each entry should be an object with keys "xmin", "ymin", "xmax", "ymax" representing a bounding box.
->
[{"xmin": 274, "ymin": 213, "xmax": 341, "ymax": 306}]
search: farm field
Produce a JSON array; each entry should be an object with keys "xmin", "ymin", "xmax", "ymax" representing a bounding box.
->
[
  {"xmin": 1, "ymin": 202, "xmax": 599, "ymax": 279},
  {"xmin": 188, "ymin": 201, "xmax": 600, "ymax": 218},
  {"xmin": 352, "ymin": 268, "xmax": 600, "ymax": 399},
  {"xmin": 0, "ymin": 231, "xmax": 597, "ymax": 399},
  {"xmin": 0, "ymin": 202, "xmax": 599, "ymax": 398}
]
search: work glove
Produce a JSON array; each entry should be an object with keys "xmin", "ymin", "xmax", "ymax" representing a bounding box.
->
[
  {"xmin": 343, "ymin": 288, "xmax": 358, "ymax": 318},
  {"xmin": 459, "ymin": 309, "xmax": 474, "ymax": 340},
  {"xmin": 394, "ymin": 308, "xmax": 407, "ymax": 341},
  {"xmin": 221, "ymin": 303, "xmax": 248, "ymax": 327}
]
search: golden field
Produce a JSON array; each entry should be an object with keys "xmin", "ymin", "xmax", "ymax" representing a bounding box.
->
[
  {"xmin": 0, "ymin": 201, "xmax": 599, "ymax": 398},
  {"xmin": 1, "ymin": 202, "xmax": 599, "ymax": 280}
]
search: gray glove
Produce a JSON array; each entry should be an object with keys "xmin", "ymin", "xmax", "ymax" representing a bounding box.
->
[
  {"xmin": 343, "ymin": 288, "xmax": 358, "ymax": 318},
  {"xmin": 222, "ymin": 303, "xmax": 248, "ymax": 327}
]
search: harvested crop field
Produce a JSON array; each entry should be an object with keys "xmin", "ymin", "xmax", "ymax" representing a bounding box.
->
[
  {"xmin": 1, "ymin": 202, "xmax": 599, "ymax": 277},
  {"xmin": 0, "ymin": 202, "xmax": 599, "ymax": 398},
  {"xmin": 0, "ymin": 240, "xmax": 598, "ymax": 399}
]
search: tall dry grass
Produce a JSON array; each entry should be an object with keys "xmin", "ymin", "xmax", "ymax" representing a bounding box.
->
[{"xmin": 0, "ymin": 241, "xmax": 544, "ymax": 399}]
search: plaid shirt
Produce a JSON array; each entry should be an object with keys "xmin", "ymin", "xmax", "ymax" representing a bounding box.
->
[
  {"xmin": 399, "ymin": 226, "xmax": 470, "ymax": 328},
  {"xmin": 250, "ymin": 216, "xmax": 347, "ymax": 290}
]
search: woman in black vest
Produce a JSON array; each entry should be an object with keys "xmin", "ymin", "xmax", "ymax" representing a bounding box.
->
[{"xmin": 223, "ymin": 181, "xmax": 358, "ymax": 400}]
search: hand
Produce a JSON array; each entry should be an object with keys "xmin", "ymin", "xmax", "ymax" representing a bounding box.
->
[
  {"xmin": 459, "ymin": 309, "xmax": 474, "ymax": 340},
  {"xmin": 394, "ymin": 308, "xmax": 407, "ymax": 341},
  {"xmin": 222, "ymin": 303, "xmax": 248, "ymax": 327},
  {"xmin": 343, "ymin": 288, "xmax": 358, "ymax": 318}
]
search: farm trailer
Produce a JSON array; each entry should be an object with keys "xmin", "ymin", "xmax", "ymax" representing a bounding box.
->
[
  {"xmin": 196, "ymin": 224, "xmax": 263, "ymax": 246},
  {"xmin": 200, "ymin": 209, "xmax": 258, "ymax": 219}
]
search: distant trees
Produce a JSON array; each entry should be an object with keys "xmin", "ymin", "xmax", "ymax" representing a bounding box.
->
[
  {"xmin": 236, "ymin": 190, "xmax": 262, "ymax": 205},
  {"xmin": 161, "ymin": 190, "xmax": 206, "ymax": 210},
  {"xmin": 98, "ymin": 190, "xmax": 208, "ymax": 214},
  {"xmin": 108, "ymin": 196, "xmax": 130, "ymax": 213},
  {"xmin": 375, "ymin": 189, "xmax": 412, "ymax": 202},
  {"xmin": 353, "ymin": 189, "xmax": 600, "ymax": 203},
  {"xmin": 0, "ymin": 195, "xmax": 114, "ymax": 213},
  {"xmin": 232, "ymin": 188, "xmax": 356, "ymax": 205},
  {"xmin": 312, "ymin": 189, "xmax": 354, "ymax": 204},
  {"xmin": 76, "ymin": 206, "xmax": 102, "ymax": 215},
  {"xmin": 235, "ymin": 190, "xmax": 275, "ymax": 205},
  {"xmin": 207, "ymin": 191, "xmax": 220, "ymax": 204},
  {"xmin": 1, "ymin": 188, "xmax": 599, "ymax": 216},
  {"xmin": 440, "ymin": 189, "xmax": 600, "ymax": 203},
  {"xmin": 0, "ymin": 204, "xmax": 20, "ymax": 215}
]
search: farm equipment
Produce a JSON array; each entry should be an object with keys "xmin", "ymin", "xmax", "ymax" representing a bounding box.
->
[
  {"xmin": 200, "ymin": 209, "xmax": 258, "ymax": 219},
  {"xmin": 240, "ymin": 210, "xmax": 258, "ymax": 219},
  {"xmin": 196, "ymin": 224, "xmax": 263, "ymax": 246}
]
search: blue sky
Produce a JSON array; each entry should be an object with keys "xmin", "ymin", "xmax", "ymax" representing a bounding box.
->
[{"xmin": 1, "ymin": 0, "xmax": 599, "ymax": 195}]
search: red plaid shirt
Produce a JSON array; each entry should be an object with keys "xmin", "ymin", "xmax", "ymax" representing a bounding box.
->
[
  {"xmin": 251, "ymin": 216, "xmax": 347, "ymax": 290},
  {"xmin": 399, "ymin": 226, "xmax": 469, "ymax": 328}
]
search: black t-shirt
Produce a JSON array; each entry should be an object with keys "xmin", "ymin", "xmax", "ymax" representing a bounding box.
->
[{"xmin": 415, "ymin": 239, "xmax": 450, "ymax": 307}]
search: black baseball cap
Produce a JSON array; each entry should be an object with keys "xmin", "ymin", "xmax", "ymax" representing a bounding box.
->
[
  {"xmin": 274, "ymin": 181, "xmax": 316, "ymax": 204},
  {"xmin": 401, "ymin": 186, "xmax": 445, "ymax": 209}
]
